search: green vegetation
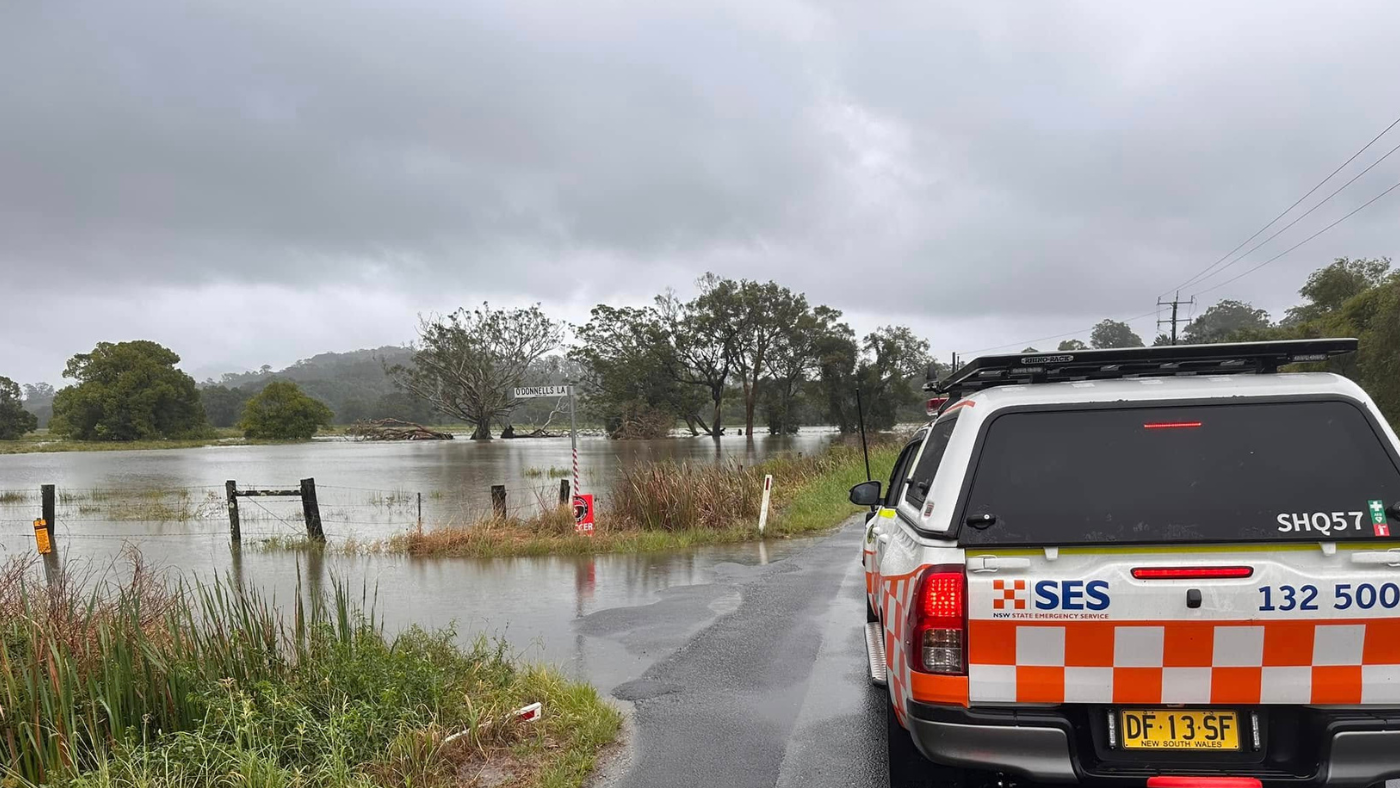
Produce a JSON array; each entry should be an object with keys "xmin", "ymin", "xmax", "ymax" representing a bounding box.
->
[
  {"xmin": 1089, "ymin": 319, "xmax": 1144, "ymax": 349},
  {"xmin": 389, "ymin": 304, "xmax": 563, "ymax": 440},
  {"xmin": 573, "ymin": 275, "xmax": 934, "ymax": 439},
  {"xmin": 388, "ymin": 440, "xmax": 902, "ymax": 558},
  {"xmin": 0, "ymin": 558, "xmax": 620, "ymax": 788},
  {"xmin": 238, "ymin": 380, "xmax": 335, "ymax": 440},
  {"xmin": 522, "ymin": 466, "xmax": 571, "ymax": 479},
  {"xmin": 49, "ymin": 341, "xmax": 208, "ymax": 441},
  {"xmin": 0, "ymin": 375, "xmax": 38, "ymax": 439}
]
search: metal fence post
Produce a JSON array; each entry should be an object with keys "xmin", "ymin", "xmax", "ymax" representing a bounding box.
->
[{"xmin": 300, "ymin": 478, "xmax": 325, "ymax": 542}]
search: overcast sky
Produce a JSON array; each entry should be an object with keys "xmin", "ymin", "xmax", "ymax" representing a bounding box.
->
[{"xmin": 4, "ymin": 0, "xmax": 1399, "ymax": 385}]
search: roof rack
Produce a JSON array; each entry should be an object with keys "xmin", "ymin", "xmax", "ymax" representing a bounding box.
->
[{"xmin": 928, "ymin": 338, "xmax": 1358, "ymax": 396}]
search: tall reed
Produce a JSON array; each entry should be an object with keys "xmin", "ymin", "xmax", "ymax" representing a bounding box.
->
[{"xmin": 0, "ymin": 556, "xmax": 614, "ymax": 787}]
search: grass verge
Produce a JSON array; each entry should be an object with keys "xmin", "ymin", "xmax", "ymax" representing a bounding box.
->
[
  {"xmin": 382, "ymin": 438, "xmax": 903, "ymax": 558},
  {"xmin": 0, "ymin": 557, "xmax": 620, "ymax": 788}
]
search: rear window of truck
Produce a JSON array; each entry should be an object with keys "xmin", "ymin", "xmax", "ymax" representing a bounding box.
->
[{"xmin": 959, "ymin": 400, "xmax": 1400, "ymax": 546}]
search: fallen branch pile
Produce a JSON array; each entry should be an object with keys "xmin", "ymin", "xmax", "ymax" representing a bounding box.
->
[{"xmin": 347, "ymin": 419, "xmax": 454, "ymax": 441}]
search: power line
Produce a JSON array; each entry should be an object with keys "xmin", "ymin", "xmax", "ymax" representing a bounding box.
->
[
  {"xmin": 1164, "ymin": 112, "xmax": 1400, "ymax": 297},
  {"xmin": 1184, "ymin": 137, "xmax": 1400, "ymax": 292},
  {"xmin": 963, "ymin": 308, "xmax": 1162, "ymax": 356},
  {"xmin": 1192, "ymin": 178, "xmax": 1400, "ymax": 297}
]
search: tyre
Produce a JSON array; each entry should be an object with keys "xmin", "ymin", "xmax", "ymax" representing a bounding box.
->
[
  {"xmin": 887, "ymin": 697, "xmax": 974, "ymax": 788},
  {"xmin": 868, "ymin": 595, "xmax": 880, "ymax": 623}
]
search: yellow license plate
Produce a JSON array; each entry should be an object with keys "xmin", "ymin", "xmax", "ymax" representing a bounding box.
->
[{"xmin": 1119, "ymin": 709, "xmax": 1241, "ymax": 751}]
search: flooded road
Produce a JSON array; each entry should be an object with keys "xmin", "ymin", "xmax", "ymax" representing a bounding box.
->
[{"xmin": 1, "ymin": 434, "xmax": 895, "ymax": 787}]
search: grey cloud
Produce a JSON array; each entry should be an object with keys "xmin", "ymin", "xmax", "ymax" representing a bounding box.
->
[{"xmin": 2, "ymin": 0, "xmax": 1399, "ymax": 383}]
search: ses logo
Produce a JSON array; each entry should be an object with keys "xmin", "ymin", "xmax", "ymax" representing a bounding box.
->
[{"xmin": 991, "ymin": 579, "xmax": 1110, "ymax": 612}]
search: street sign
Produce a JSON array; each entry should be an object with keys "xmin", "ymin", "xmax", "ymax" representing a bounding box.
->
[
  {"xmin": 573, "ymin": 494, "xmax": 595, "ymax": 534},
  {"xmin": 513, "ymin": 385, "xmax": 572, "ymax": 399}
]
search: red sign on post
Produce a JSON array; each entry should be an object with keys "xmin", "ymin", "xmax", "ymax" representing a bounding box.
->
[{"xmin": 573, "ymin": 494, "xmax": 595, "ymax": 535}]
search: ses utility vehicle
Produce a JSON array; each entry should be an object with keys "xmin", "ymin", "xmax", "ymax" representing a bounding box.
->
[{"xmin": 851, "ymin": 339, "xmax": 1400, "ymax": 788}]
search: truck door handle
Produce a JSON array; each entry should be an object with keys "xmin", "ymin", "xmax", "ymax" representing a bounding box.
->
[
  {"xmin": 1350, "ymin": 550, "xmax": 1400, "ymax": 566},
  {"xmin": 877, "ymin": 534, "xmax": 891, "ymax": 545},
  {"xmin": 966, "ymin": 555, "xmax": 1032, "ymax": 573}
]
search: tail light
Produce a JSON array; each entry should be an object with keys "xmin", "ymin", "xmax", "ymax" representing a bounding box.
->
[
  {"xmin": 925, "ymin": 397, "xmax": 948, "ymax": 416},
  {"xmin": 908, "ymin": 564, "xmax": 966, "ymax": 675}
]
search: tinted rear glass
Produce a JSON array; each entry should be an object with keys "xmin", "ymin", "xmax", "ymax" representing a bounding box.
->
[{"xmin": 960, "ymin": 400, "xmax": 1400, "ymax": 546}]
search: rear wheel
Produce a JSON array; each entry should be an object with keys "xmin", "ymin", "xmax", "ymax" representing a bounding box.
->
[{"xmin": 887, "ymin": 697, "xmax": 975, "ymax": 788}]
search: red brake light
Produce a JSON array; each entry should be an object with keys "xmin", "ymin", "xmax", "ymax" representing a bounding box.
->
[
  {"xmin": 920, "ymin": 572, "xmax": 964, "ymax": 626},
  {"xmin": 908, "ymin": 565, "xmax": 966, "ymax": 675},
  {"xmin": 926, "ymin": 397, "xmax": 948, "ymax": 416},
  {"xmin": 1132, "ymin": 566, "xmax": 1254, "ymax": 580},
  {"xmin": 1143, "ymin": 421, "xmax": 1203, "ymax": 430},
  {"xmin": 1147, "ymin": 778, "xmax": 1261, "ymax": 788}
]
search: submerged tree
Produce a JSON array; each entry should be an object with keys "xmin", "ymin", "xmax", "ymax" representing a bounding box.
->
[
  {"xmin": 391, "ymin": 304, "xmax": 562, "ymax": 440},
  {"xmin": 49, "ymin": 341, "xmax": 207, "ymax": 441},
  {"xmin": 237, "ymin": 381, "xmax": 333, "ymax": 440}
]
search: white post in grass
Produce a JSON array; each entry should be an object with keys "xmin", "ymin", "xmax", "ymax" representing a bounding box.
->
[{"xmin": 758, "ymin": 474, "xmax": 773, "ymax": 534}]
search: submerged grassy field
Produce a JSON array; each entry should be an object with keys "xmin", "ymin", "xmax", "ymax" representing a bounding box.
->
[
  {"xmin": 383, "ymin": 438, "xmax": 903, "ymax": 558},
  {"xmin": 0, "ymin": 558, "xmax": 620, "ymax": 788}
]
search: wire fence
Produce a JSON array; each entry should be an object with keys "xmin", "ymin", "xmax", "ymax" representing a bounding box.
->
[{"xmin": 0, "ymin": 479, "xmax": 575, "ymax": 549}]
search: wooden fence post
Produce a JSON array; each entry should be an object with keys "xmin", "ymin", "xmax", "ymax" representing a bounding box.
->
[
  {"xmin": 558, "ymin": 479, "xmax": 570, "ymax": 506},
  {"xmin": 491, "ymin": 485, "xmax": 507, "ymax": 517},
  {"xmin": 225, "ymin": 480, "xmax": 241, "ymax": 543},
  {"xmin": 300, "ymin": 478, "xmax": 325, "ymax": 542},
  {"xmin": 40, "ymin": 484, "xmax": 59, "ymax": 585},
  {"xmin": 417, "ymin": 492, "xmax": 423, "ymax": 532}
]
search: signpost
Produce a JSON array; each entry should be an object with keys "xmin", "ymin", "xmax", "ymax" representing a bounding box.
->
[{"xmin": 514, "ymin": 384, "xmax": 591, "ymax": 535}]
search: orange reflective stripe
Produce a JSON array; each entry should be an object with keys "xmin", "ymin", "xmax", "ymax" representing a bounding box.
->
[{"xmin": 908, "ymin": 672, "xmax": 969, "ymax": 706}]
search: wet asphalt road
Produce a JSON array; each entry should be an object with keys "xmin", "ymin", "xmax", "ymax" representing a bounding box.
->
[{"xmin": 582, "ymin": 516, "xmax": 891, "ymax": 788}]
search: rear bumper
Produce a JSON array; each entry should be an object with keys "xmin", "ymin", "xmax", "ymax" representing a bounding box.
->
[{"xmin": 904, "ymin": 701, "xmax": 1400, "ymax": 786}]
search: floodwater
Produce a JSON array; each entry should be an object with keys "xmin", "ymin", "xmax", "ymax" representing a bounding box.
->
[
  {"xmin": 0, "ymin": 430, "xmax": 836, "ymax": 685},
  {"xmin": 0, "ymin": 430, "xmax": 833, "ymax": 518}
]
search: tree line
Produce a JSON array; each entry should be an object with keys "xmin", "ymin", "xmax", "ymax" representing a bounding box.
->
[{"xmin": 4, "ymin": 259, "xmax": 1396, "ymax": 443}]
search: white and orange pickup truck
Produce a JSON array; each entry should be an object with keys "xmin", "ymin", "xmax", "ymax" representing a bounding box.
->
[{"xmin": 852, "ymin": 339, "xmax": 1400, "ymax": 788}]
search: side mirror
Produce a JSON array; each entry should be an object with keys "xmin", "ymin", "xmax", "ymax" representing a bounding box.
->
[{"xmin": 848, "ymin": 480, "xmax": 882, "ymax": 507}]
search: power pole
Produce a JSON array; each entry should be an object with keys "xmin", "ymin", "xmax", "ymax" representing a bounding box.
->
[{"xmin": 1157, "ymin": 292, "xmax": 1196, "ymax": 345}]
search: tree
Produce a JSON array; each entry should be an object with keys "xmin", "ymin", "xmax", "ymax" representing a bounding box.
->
[
  {"xmin": 662, "ymin": 276, "xmax": 744, "ymax": 437},
  {"xmin": 1283, "ymin": 257, "xmax": 1393, "ymax": 325},
  {"xmin": 1021, "ymin": 346, "xmax": 1040, "ymax": 353},
  {"xmin": 763, "ymin": 305, "xmax": 841, "ymax": 434},
  {"xmin": 859, "ymin": 326, "xmax": 932, "ymax": 430},
  {"xmin": 813, "ymin": 318, "xmax": 861, "ymax": 432},
  {"xmin": 21, "ymin": 382, "xmax": 55, "ymax": 428},
  {"xmin": 201, "ymin": 385, "xmax": 251, "ymax": 428},
  {"xmin": 816, "ymin": 324, "xmax": 930, "ymax": 432},
  {"xmin": 573, "ymin": 304, "xmax": 702, "ymax": 438},
  {"xmin": 1057, "ymin": 339, "xmax": 1088, "ymax": 351},
  {"xmin": 1183, "ymin": 300, "xmax": 1272, "ymax": 344},
  {"xmin": 237, "ymin": 381, "xmax": 333, "ymax": 440},
  {"xmin": 49, "ymin": 341, "xmax": 207, "ymax": 441},
  {"xmin": 0, "ymin": 377, "xmax": 38, "ymax": 440},
  {"xmin": 1152, "ymin": 333, "xmax": 1173, "ymax": 347},
  {"xmin": 732, "ymin": 280, "xmax": 809, "ymax": 438},
  {"xmin": 1090, "ymin": 320, "xmax": 1144, "ymax": 349},
  {"xmin": 390, "ymin": 304, "xmax": 561, "ymax": 440}
]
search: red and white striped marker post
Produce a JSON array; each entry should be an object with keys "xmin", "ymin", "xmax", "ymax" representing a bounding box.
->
[{"xmin": 758, "ymin": 474, "xmax": 773, "ymax": 534}]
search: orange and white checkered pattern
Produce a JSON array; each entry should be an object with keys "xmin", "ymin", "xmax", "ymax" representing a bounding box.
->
[
  {"xmin": 881, "ymin": 575, "xmax": 914, "ymax": 722},
  {"xmin": 992, "ymin": 579, "xmax": 1027, "ymax": 611},
  {"xmin": 968, "ymin": 619, "xmax": 1400, "ymax": 705}
]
